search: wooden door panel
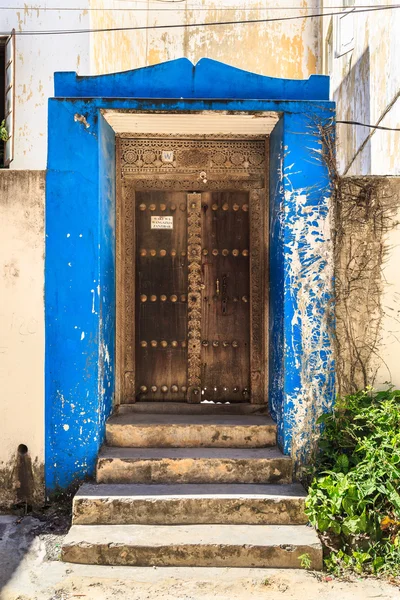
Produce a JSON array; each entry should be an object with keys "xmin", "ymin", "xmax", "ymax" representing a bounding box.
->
[
  {"xmin": 135, "ymin": 191, "xmax": 188, "ymax": 401},
  {"xmin": 201, "ymin": 191, "xmax": 250, "ymax": 402}
]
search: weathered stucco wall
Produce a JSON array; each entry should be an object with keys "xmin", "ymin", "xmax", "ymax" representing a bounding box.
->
[
  {"xmin": 335, "ymin": 177, "xmax": 400, "ymax": 394},
  {"xmin": 322, "ymin": 2, "xmax": 400, "ymax": 176},
  {"xmin": 89, "ymin": 0, "xmax": 321, "ymax": 80},
  {"xmin": 0, "ymin": 171, "xmax": 45, "ymax": 507},
  {"xmin": 1, "ymin": 5, "xmax": 91, "ymax": 170},
  {"xmin": 3, "ymin": 1, "xmax": 321, "ymax": 170}
]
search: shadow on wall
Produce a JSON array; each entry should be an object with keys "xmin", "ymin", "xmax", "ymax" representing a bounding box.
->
[{"xmin": 334, "ymin": 47, "xmax": 371, "ymax": 175}]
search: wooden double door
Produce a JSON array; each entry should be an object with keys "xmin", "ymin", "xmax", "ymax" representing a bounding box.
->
[{"xmin": 135, "ymin": 190, "xmax": 251, "ymax": 403}]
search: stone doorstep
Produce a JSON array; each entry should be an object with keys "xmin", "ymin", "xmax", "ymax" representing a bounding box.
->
[
  {"xmin": 72, "ymin": 482, "xmax": 308, "ymax": 525},
  {"xmin": 96, "ymin": 447, "xmax": 293, "ymax": 485},
  {"xmin": 105, "ymin": 414, "xmax": 277, "ymax": 448},
  {"xmin": 117, "ymin": 402, "xmax": 270, "ymax": 415},
  {"xmin": 61, "ymin": 523, "xmax": 323, "ymax": 570}
]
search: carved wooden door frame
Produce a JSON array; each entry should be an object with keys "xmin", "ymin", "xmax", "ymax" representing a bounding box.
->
[{"xmin": 116, "ymin": 135, "xmax": 269, "ymax": 405}]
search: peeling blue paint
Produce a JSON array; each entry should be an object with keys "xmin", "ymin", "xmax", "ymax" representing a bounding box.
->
[{"xmin": 45, "ymin": 58, "xmax": 335, "ymax": 490}]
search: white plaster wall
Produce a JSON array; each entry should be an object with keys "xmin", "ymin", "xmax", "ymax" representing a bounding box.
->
[
  {"xmin": 1, "ymin": 3, "xmax": 91, "ymax": 170},
  {"xmin": 0, "ymin": 171, "xmax": 45, "ymax": 492},
  {"xmin": 322, "ymin": 1, "xmax": 400, "ymax": 176},
  {"xmin": 3, "ymin": 1, "xmax": 321, "ymax": 170}
]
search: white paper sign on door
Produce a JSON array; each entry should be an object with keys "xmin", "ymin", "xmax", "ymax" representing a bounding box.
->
[{"xmin": 151, "ymin": 216, "xmax": 173, "ymax": 230}]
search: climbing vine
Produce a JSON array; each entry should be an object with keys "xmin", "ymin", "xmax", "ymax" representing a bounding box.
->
[{"xmin": 313, "ymin": 116, "xmax": 399, "ymax": 395}]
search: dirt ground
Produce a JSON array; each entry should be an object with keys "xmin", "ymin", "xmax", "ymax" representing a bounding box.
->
[{"xmin": 1, "ymin": 514, "xmax": 399, "ymax": 600}]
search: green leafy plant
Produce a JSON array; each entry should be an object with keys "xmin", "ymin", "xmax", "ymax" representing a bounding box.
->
[
  {"xmin": 298, "ymin": 553, "xmax": 312, "ymax": 570},
  {"xmin": 0, "ymin": 119, "xmax": 9, "ymax": 142},
  {"xmin": 306, "ymin": 387, "xmax": 400, "ymax": 576}
]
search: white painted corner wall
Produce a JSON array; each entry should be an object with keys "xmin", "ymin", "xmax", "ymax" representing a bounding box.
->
[{"xmin": 0, "ymin": 171, "xmax": 45, "ymax": 476}]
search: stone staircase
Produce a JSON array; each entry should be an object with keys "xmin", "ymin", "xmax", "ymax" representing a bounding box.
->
[{"xmin": 62, "ymin": 403, "xmax": 322, "ymax": 569}]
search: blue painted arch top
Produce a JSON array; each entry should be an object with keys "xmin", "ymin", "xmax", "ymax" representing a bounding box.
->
[{"xmin": 54, "ymin": 57, "xmax": 329, "ymax": 101}]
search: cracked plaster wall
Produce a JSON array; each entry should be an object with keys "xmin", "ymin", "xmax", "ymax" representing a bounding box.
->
[{"xmin": 0, "ymin": 171, "xmax": 45, "ymax": 506}]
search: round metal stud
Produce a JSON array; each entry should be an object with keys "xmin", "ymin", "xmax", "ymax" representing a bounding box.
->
[
  {"xmin": 160, "ymin": 203, "xmax": 166, "ymax": 212},
  {"xmin": 150, "ymin": 295, "xmax": 157, "ymax": 302},
  {"xmin": 222, "ymin": 341, "xmax": 230, "ymax": 347},
  {"xmin": 232, "ymin": 249, "xmax": 239, "ymax": 257},
  {"xmin": 242, "ymin": 204, "xmax": 249, "ymax": 212},
  {"xmin": 193, "ymin": 388, "xmax": 200, "ymax": 395},
  {"xmin": 140, "ymin": 385, "xmax": 147, "ymax": 393},
  {"xmin": 181, "ymin": 251, "xmax": 187, "ymax": 257},
  {"xmin": 222, "ymin": 249, "xmax": 229, "ymax": 256},
  {"xmin": 202, "ymin": 249, "xmax": 208, "ymax": 255},
  {"xmin": 160, "ymin": 295, "xmax": 167, "ymax": 302},
  {"xmin": 170, "ymin": 295, "xmax": 178, "ymax": 303},
  {"xmin": 181, "ymin": 340, "xmax": 187, "ymax": 348},
  {"xmin": 171, "ymin": 341, "xmax": 178, "ymax": 348},
  {"xmin": 160, "ymin": 340, "xmax": 168, "ymax": 348},
  {"xmin": 212, "ymin": 249, "xmax": 219, "ymax": 256},
  {"xmin": 171, "ymin": 249, "xmax": 177, "ymax": 257},
  {"xmin": 171, "ymin": 385, "xmax": 178, "ymax": 393},
  {"xmin": 161, "ymin": 385, "xmax": 168, "ymax": 393},
  {"xmin": 212, "ymin": 341, "xmax": 219, "ymax": 347},
  {"xmin": 223, "ymin": 387, "xmax": 228, "ymax": 392},
  {"xmin": 222, "ymin": 203, "xmax": 229, "ymax": 211},
  {"xmin": 140, "ymin": 249, "xmax": 147, "ymax": 257},
  {"xmin": 242, "ymin": 249, "xmax": 249, "ymax": 257},
  {"xmin": 149, "ymin": 204, "xmax": 156, "ymax": 211},
  {"xmin": 140, "ymin": 340, "xmax": 148, "ymax": 348},
  {"xmin": 150, "ymin": 340, "xmax": 158, "ymax": 348},
  {"xmin": 242, "ymin": 296, "xmax": 249, "ymax": 303},
  {"xmin": 212, "ymin": 204, "xmax": 218, "ymax": 211},
  {"xmin": 170, "ymin": 203, "xmax": 177, "ymax": 211},
  {"xmin": 160, "ymin": 249, "xmax": 167, "ymax": 257},
  {"xmin": 180, "ymin": 294, "xmax": 187, "ymax": 302},
  {"xmin": 181, "ymin": 386, "xmax": 187, "ymax": 393},
  {"xmin": 140, "ymin": 294, "xmax": 147, "ymax": 303},
  {"xmin": 243, "ymin": 387, "xmax": 250, "ymax": 396},
  {"xmin": 139, "ymin": 204, "xmax": 146, "ymax": 211},
  {"xmin": 151, "ymin": 385, "xmax": 157, "ymax": 393},
  {"xmin": 232, "ymin": 340, "xmax": 239, "ymax": 348},
  {"xmin": 179, "ymin": 203, "xmax": 186, "ymax": 211},
  {"xmin": 233, "ymin": 297, "xmax": 239, "ymax": 302},
  {"xmin": 233, "ymin": 203, "xmax": 240, "ymax": 211},
  {"xmin": 150, "ymin": 249, "xmax": 156, "ymax": 257},
  {"xmin": 233, "ymin": 387, "xmax": 240, "ymax": 393},
  {"xmin": 202, "ymin": 340, "xmax": 209, "ymax": 347},
  {"xmin": 213, "ymin": 386, "xmax": 218, "ymax": 392}
]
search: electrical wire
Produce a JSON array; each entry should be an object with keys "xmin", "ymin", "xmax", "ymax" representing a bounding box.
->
[
  {"xmin": 1, "ymin": 4, "xmax": 399, "ymax": 36},
  {"xmin": 0, "ymin": 3, "xmax": 395, "ymax": 10},
  {"xmin": 337, "ymin": 120, "xmax": 400, "ymax": 131}
]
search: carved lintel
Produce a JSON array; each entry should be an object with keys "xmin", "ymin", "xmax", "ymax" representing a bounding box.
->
[
  {"xmin": 187, "ymin": 193, "xmax": 202, "ymax": 403},
  {"xmin": 121, "ymin": 139, "xmax": 266, "ymax": 185},
  {"xmin": 250, "ymin": 188, "xmax": 265, "ymax": 404}
]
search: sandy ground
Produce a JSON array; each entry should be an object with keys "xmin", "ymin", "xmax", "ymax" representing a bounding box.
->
[{"xmin": 1, "ymin": 514, "xmax": 400, "ymax": 600}]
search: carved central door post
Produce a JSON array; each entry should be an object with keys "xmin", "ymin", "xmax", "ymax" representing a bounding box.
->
[{"xmin": 187, "ymin": 193, "xmax": 202, "ymax": 403}]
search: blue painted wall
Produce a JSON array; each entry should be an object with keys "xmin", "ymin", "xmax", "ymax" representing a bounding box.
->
[{"xmin": 46, "ymin": 59, "xmax": 335, "ymax": 490}]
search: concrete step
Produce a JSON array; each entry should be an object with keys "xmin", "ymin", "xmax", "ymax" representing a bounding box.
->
[
  {"xmin": 117, "ymin": 402, "xmax": 269, "ymax": 415},
  {"xmin": 106, "ymin": 414, "xmax": 276, "ymax": 448},
  {"xmin": 73, "ymin": 482, "xmax": 307, "ymax": 525},
  {"xmin": 62, "ymin": 523, "xmax": 322, "ymax": 569},
  {"xmin": 96, "ymin": 447, "xmax": 292, "ymax": 485}
]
